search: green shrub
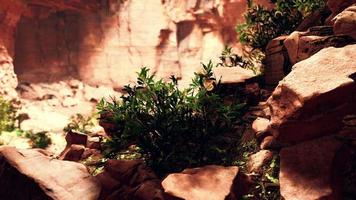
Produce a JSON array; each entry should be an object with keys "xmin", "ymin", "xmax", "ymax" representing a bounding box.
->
[
  {"xmin": 237, "ymin": 0, "xmax": 326, "ymax": 50},
  {"xmin": 63, "ymin": 113, "xmax": 98, "ymax": 135},
  {"xmin": 98, "ymin": 64, "xmax": 246, "ymax": 176},
  {"xmin": 25, "ymin": 131, "xmax": 52, "ymax": 149},
  {"xmin": 0, "ymin": 97, "xmax": 17, "ymax": 133}
]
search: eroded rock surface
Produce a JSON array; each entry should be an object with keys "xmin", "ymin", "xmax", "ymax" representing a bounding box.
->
[
  {"xmin": 279, "ymin": 136, "xmax": 347, "ymax": 200},
  {"xmin": 268, "ymin": 44, "xmax": 356, "ymax": 144},
  {"xmin": 0, "ymin": 146, "xmax": 101, "ymax": 200},
  {"xmin": 96, "ymin": 159, "xmax": 168, "ymax": 200},
  {"xmin": 333, "ymin": 4, "xmax": 356, "ymax": 40},
  {"xmin": 0, "ymin": 0, "xmax": 272, "ymax": 88},
  {"xmin": 0, "ymin": 46, "xmax": 18, "ymax": 100},
  {"xmin": 284, "ymin": 26, "xmax": 353, "ymax": 65},
  {"xmin": 162, "ymin": 165, "xmax": 250, "ymax": 200}
]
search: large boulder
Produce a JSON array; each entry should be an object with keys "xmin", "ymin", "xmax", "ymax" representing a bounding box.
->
[
  {"xmin": 264, "ymin": 35, "xmax": 290, "ymax": 85},
  {"xmin": 327, "ymin": 0, "xmax": 356, "ymax": 22},
  {"xmin": 279, "ymin": 135, "xmax": 350, "ymax": 200},
  {"xmin": 267, "ymin": 44, "xmax": 356, "ymax": 144},
  {"xmin": 162, "ymin": 165, "xmax": 250, "ymax": 200},
  {"xmin": 284, "ymin": 26, "xmax": 353, "ymax": 65},
  {"xmin": 0, "ymin": 146, "xmax": 101, "ymax": 200},
  {"xmin": 333, "ymin": 4, "xmax": 356, "ymax": 40},
  {"xmin": 213, "ymin": 67, "xmax": 256, "ymax": 85},
  {"xmin": 96, "ymin": 159, "xmax": 168, "ymax": 200}
]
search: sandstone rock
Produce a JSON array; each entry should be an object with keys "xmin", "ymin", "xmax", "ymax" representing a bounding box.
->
[
  {"xmin": 81, "ymin": 148, "xmax": 101, "ymax": 160},
  {"xmin": 333, "ymin": 4, "xmax": 356, "ymax": 40},
  {"xmin": 0, "ymin": 146, "xmax": 100, "ymax": 200},
  {"xmin": 264, "ymin": 35, "xmax": 290, "ymax": 85},
  {"xmin": 0, "ymin": 46, "xmax": 18, "ymax": 100},
  {"xmin": 59, "ymin": 144, "xmax": 85, "ymax": 162},
  {"xmin": 17, "ymin": 82, "xmax": 45, "ymax": 100},
  {"xmin": 284, "ymin": 26, "xmax": 352, "ymax": 65},
  {"xmin": 252, "ymin": 117, "xmax": 270, "ymax": 138},
  {"xmin": 279, "ymin": 136, "xmax": 345, "ymax": 200},
  {"xmin": 260, "ymin": 136, "xmax": 277, "ymax": 150},
  {"xmin": 327, "ymin": 0, "xmax": 356, "ymax": 20},
  {"xmin": 10, "ymin": 0, "xmax": 249, "ymax": 88},
  {"xmin": 87, "ymin": 136, "xmax": 102, "ymax": 150},
  {"xmin": 247, "ymin": 150, "xmax": 274, "ymax": 173},
  {"xmin": 97, "ymin": 159, "xmax": 166, "ymax": 200},
  {"xmin": 162, "ymin": 165, "xmax": 249, "ymax": 200},
  {"xmin": 0, "ymin": 0, "xmax": 26, "ymax": 55},
  {"xmin": 213, "ymin": 66, "xmax": 256, "ymax": 85},
  {"xmin": 268, "ymin": 44, "xmax": 356, "ymax": 144},
  {"xmin": 65, "ymin": 130, "xmax": 88, "ymax": 146},
  {"xmin": 245, "ymin": 82, "xmax": 261, "ymax": 105}
]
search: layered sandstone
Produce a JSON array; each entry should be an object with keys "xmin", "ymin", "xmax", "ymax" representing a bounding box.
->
[{"xmin": 0, "ymin": 0, "xmax": 272, "ymax": 89}]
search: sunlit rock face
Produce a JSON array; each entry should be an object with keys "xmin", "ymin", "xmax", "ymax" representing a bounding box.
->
[
  {"xmin": 0, "ymin": 46, "xmax": 18, "ymax": 100},
  {"xmin": 0, "ymin": 0, "xmax": 272, "ymax": 89}
]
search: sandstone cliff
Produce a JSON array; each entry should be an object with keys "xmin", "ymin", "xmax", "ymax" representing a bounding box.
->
[{"xmin": 0, "ymin": 0, "xmax": 272, "ymax": 89}]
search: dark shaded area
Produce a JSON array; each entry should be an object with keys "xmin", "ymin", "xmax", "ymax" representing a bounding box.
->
[{"xmin": 0, "ymin": 155, "xmax": 51, "ymax": 200}]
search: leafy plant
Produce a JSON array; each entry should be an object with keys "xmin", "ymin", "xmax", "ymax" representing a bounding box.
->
[
  {"xmin": 237, "ymin": 0, "xmax": 326, "ymax": 50},
  {"xmin": 243, "ymin": 155, "xmax": 281, "ymax": 200},
  {"xmin": 218, "ymin": 46, "xmax": 264, "ymax": 74},
  {"xmin": 63, "ymin": 113, "xmax": 98, "ymax": 135},
  {"xmin": 25, "ymin": 131, "xmax": 52, "ymax": 149},
  {"xmin": 218, "ymin": 47, "xmax": 253, "ymax": 69},
  {"xmin": 0, "ymin": 97, "xmax": 17, "ymax": 133},
  {"xmin": 98, "ymin": 64, "xmax": 247, "ymax": 176}
]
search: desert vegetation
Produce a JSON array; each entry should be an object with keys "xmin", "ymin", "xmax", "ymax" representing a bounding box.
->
[{"xmin": 0, "ymin": 0, "xmax": 355, "ymax": 199}]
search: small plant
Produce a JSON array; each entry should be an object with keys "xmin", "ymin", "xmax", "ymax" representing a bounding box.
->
[
  {"xmin": 237, "ymin": 0, "xmax": 326, "ymax": 50},
  {"xmin": 0, "ymin": 97, "xmax": 17, "ymax": 133},
  {"xmin": 98, "ymin": 65, "xmax": 246, "ymax": 176},
  {"xmin": 243, "ymin": 155, "xmax": 281, "ymax": 200},
  {"xmin": 218, "ymin": 46, "xmax": 264, "ymax": 74},
  {"xmin": 25, "ymin": 131, "xmax": 52, "ymax": 149},
  {"xmin": 218, "ymin": 47, "xmax": 253, "ymax": 69},
  {"xmin": 63, "ymin": 113, "xmax": 98, "ymax": 135}
]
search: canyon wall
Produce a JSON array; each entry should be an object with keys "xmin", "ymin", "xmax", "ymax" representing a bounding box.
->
[{"xmin": 1, "ymin": 0, "xmax": 272, "ymax": 88}]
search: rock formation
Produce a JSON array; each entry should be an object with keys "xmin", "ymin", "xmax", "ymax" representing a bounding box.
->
[
  {"xmin": 0, "ymin": 0, "xmax": 272, "ymax": 89},
  {"xmin": 0, "ymin": 146, "xmax": 101, "ymax": 200},
  {"xmin": 252, "ymin": 1, "xmax": 356, "ymax": 199}
]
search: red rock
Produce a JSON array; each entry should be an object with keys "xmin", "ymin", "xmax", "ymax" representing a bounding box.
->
[
  {"xmin": 59, "ymin": 144, "xmax": 85, "ymax": 162},
  {"xmin": 260, "ymin": 136, "xmax": 276, "ymax": 150},
  {"xmin": 65, "ymin": 130, "xmax": 88, "ymax": 146},
  {"xmin": 252, "ymin": 117, "xmax": 270, "ymax": 138},
  {"xmin": 279, "ymin": 136, "xmax": 345, "ymax": 200},
  {"xmin": 247, "ymin": 150, "xmax": 274, "ymax": 173},
  {"xmin": 213, "ymin": 67, "xmax": 256, "ymax": 85},
  {"xmin": 87, "ymin": 136, "xmax": 102, "ymax": 150},
  {"xmin": 0, "ymin": 146, "xmax": 100, "ymax": 200},
  {"xmin": 0, "ymin": 46, "xmax": 18, "ymax": 100},
  {"xmin": 327, "ymin": 0, "xmax": 356, "ymax": 19},
  {"xmin": 268, "ymin": 44, "xmax": 356, "ymax": 144},
  {"xmin": 6, "ymin": 0, "xmax": 257, "ymax": 88},
  {"xmin": 97, "ymin": 159, "xmax": 166, "ymax": 200},
  {"xmin": 162, "ymin": 165, "xmax": 249, "ymax": 200},
  {"xmin": 284, "ymin": 26, "xmax": 352, "ymax": 65},
  {"xmin": 264, "ymin": 35, "xmax": 289, "ymax": 85},
  {"xmin": 95, "ymin": 171, "xmax": 121, "ymax": 199},
  {"xmin": 81, "ymin": 148, "xmax": 101, "ymax": 160},
  {"xmin": 333, "ymin": 4, "xmax": 356, "ymax": 40}
]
